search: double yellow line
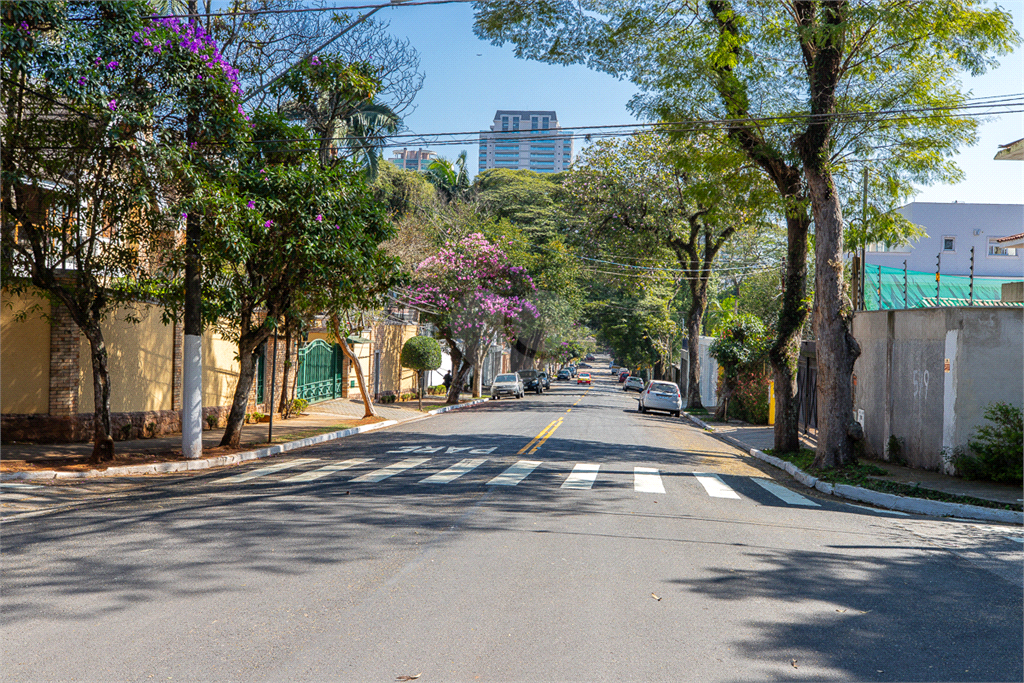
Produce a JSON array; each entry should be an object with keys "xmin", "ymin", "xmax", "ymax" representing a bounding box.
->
[{"xmin": 517, "ymin": 417, "xmax": 564, "ymax": 455}]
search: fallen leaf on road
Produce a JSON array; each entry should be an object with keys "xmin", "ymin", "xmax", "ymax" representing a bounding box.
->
[
  {"xmin": 836, "ymin": 609, "xmax": 847, "ymax": 613},
  {"xmin": 651, "ymin": 593, "xmax": 662, "ymax": 601},
  {"xmin": 396, "ymin": 675, "xmax": 421, "ymax": 681},
  {"xmin": 791, "ymin": 660, "xmax": 798, "ymax": 668}
]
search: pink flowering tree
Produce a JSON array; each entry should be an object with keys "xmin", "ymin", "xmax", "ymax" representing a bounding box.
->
[
  {"xmin": 2, "ymin": 1, "xmax": 249, "ymax": 463},
  {"xmin": 410, "ymin": 233, "xmax": 538, "ymax": 403}
]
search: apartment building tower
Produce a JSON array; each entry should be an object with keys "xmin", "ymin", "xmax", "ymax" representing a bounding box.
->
[
  {"xmin": 478, "ymin": 110, "xmax": 573, "ymax": 173},
  {"xmin": 390, "ymin": 148, "xmax": 438, "ymax": 171}
]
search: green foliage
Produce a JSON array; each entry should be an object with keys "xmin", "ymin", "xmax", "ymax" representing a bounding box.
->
[
  {"xmin": 729, "ymin": 369, "xmax": 771, "ymax": 425},
  {"xmin": 709, "ymin": 315, "xmax": 770, "ymax": 383},
  {"xmin": 955, "ymin": 402, "xmax": 1024, "ymax": 484},
  {"xmin": 400, "ymin": 336, "xmax": 442, "ymax": 372},
  {"xmin": 285, "ymin": 397, "xmax": 309, "ymax": 418},
  {"xmin": 424, "ymin": 151, "xmax": 470, "ymax": 202}
]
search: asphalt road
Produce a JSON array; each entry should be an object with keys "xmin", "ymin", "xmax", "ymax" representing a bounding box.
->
[{"xmin": 2, "ymin": 366, "xmax": 1022, "ymax": 682}]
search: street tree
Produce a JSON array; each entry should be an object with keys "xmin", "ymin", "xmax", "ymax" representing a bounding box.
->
[
  {"xmin": 474, "ymin": 0, "xmax": 1018, "ymax": 467},
  {"xmin": 189, "ymin": 112, "xmax": 400, "ymax": 448},
  {"xmin": 401, "ymin": 335, "xmax": 442, "ymax": 411},
  {"xmin": 409, "ymin": 232, "xmax": 539, "ymax": 404},
  {"xmin": 1, "ymin": 1, "xmax": 248, "ymax": 463},
  {"xmin": 566, "ymin": 132, "xmax": 775, "ymax": 409}
]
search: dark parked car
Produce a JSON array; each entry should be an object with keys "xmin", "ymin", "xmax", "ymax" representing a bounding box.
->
[
  {"xmin": 557, "ymin": 369, "xmax": 571, "ymax": 381},
  {"xmin": 518, "ymin": 369, "xmax": 545, "ymax": 394}
]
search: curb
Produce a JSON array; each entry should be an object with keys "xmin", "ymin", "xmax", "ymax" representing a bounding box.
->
[
  {"xmin": 426, "ymin": 398, "xmax": 489, "ymax": 416},
  {"xmin": 1, "ymin": 419, "xmax": 398, "ymax": 482},
  {"xmin": 682, "ymin": 412, "xmax": 715, "ymax": 431},
  {"xmin": 746, "ymin": 447, "xmax": 1023, "ymax": 525}
]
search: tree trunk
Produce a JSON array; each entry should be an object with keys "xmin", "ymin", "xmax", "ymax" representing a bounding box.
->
[
  {"xmin": 511, "ymin": 329, "xmax": 543, "ymax": 372},
  {"xmin": 715, "ymin": 379, "xmax": 733, "ymax": 422},
  {"xmin": 807, "ymin": 164, "xmax": 861, "ymax": 468},
  {"xmin": 278, "ymin": 326, "xmax": 292, "ymax": 416},
  {"xmin": 220, "ymin": 335, "xmax": 261, "ymax": 448},
  {"xmin": 83, "ymin": 324, "xmax": 115, "ymax": 464},
  {"xmin": 471, "ymin": 344, "xmax": 487, "ymax": 398},
  {"xmin": 770, "ymin": 210, "xmax": 811, "ymax": 454},
  {"xmin": 684, "ymin": 280, "xmax": 709, "ymax": 410},
  {"xmin": 331, "ymin": 316, "xmax": 377, "ymax": 419},
  {"xmin": 445, "ymin": 336, "xmax": 474, "ymax": 405}
]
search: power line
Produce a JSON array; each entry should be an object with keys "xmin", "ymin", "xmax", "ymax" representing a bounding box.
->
[{"xmin": 64, "ymin": 0, "xmax": 475, "ymax": 22}]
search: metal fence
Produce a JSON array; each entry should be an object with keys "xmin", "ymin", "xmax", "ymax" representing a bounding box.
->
[
  {"xmin": 795, "ymin": 341, "xmax": 817, "ymax": 433},
  {"xmin": 294, "ymin": 339, "xmax": 345, "ymax": 404}
]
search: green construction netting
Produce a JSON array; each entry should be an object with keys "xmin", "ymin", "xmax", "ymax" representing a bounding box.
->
[{"xmin": 863, "ymin": 264, "xmax": 1023, "ymax": 310}]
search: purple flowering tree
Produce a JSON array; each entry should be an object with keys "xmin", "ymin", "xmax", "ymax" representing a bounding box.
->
[
  {"xmin": 1, "ymin": 2, "xmax": 248, "ymax": 463},
  {"xmin": 409, "ymin": 233, "xmax": 538, "ymax": 404}
]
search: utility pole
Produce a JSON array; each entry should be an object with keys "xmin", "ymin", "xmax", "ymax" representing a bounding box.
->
[
  {"xmin": 969, "ymin": 246, "xmax": 976, "ymax": 305},
  {"xmin": 860, "ymin": 167, "xmax": 869, "ymax": 311},
  {"xmin": 182, "ymin": 0, "xmax": 203, "ymax": 459}
]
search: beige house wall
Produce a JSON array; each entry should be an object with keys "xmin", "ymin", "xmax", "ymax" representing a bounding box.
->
[
  {"xmin": 203, "ymin": 327, "xmax": 241, "ymax": 408},
  {"xmin": 0, "ymin": 290, "xmax": 51, "ymax": 414},
  {"xmin": 78, "ymin": 304, "xmax": 174, "ymax": 414},
  {"xmin": 376, "ymin": 324, "xmax": 419, "ymax": 394}
]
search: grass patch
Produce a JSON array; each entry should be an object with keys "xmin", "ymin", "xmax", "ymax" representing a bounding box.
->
[
  {"xmin": 684, "ymin": 407, "xmax": 710, "ymax": 416},
  {"xmin": 765, "ymin": 448, "xmax": 1022, "ymax": 512}
]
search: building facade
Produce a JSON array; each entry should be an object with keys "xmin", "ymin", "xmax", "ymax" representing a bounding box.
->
[
  {"xmin": 866, "ymin": 202, "xmax": 1023, "ymax": 278},
  {"xmin": 390, "ymin": 148, "xmax": 438, "ymax": 172},
  {"xmin": 478, "ymin": 110, "xmax": 573, "ymax": 173}
]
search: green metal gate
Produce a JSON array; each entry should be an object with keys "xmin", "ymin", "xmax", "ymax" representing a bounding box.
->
[{"xmin": 295, "ymin": 340, "xmax": 345, "ymax": 404}]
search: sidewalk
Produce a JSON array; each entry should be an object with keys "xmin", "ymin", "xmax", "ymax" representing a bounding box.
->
[
  {"xmin": 0, "ymin": 397, "xmax": 430, "ymax": 473},
  {"xmin": 703, "ymin": 421, "xmax": 1022, "ymax": 508}
]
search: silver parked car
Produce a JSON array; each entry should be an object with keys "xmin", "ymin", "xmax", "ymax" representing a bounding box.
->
[
  {"xmin": 490, "ymin": 372, "xmax": 524, "ymax": 399},
  {"xmin": 623, "ymin": 375, "xmax": 646, "ymax": 393},
  {"xmin": 638, "ymin": 380, "xmax": 683, "ymax": 417}
]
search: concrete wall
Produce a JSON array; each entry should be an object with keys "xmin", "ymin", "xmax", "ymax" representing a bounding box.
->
[
  {"xmin": 78, "ymin": 305, "xmax": 174, "ymax": 414},
  {"xmin": 0, "ymin": 290, "xmax": 51, "ymax": 414},
  {"xmin": 852, "ymin": 308, "xmax": 1023, "ymax": 471}
]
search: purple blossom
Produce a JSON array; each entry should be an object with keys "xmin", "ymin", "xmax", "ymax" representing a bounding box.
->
[
  {"xmin": 108, "ymin": 99, "xmax": 117, "ymax": 112},
  {"xmin": 247, "ymin": 200, "xmax": 255, "ymax": 209},
  {"xmin": 310, "ymin": 55, "xmax": 321, "ymax": 66},
  {"xmin": 77, "ymin": 76, "xmax": 87, "ymax": 86},
  {"xmin": 315, "ymin": 214, "xmax": 323, "ymax": 222},
  {"xmin": 264, "ymin": 220, "xmax": 274, "ymax": 228},
  {"xmin": 19, "ymin": 21, "xmax": 28, "ymax": 30},
  {"xmin": 106, "ymin": 60, "xmax": 119, "ymax": 70}
]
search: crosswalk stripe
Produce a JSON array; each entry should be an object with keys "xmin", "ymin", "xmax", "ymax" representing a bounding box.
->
[
  {"xmin": 350, "ymin": 458, "xmax": 430, "ymax": 483},
  {"xmin": 561, "ymin": 463, "xmax": 600, "ymax": 490},
  {"xmin": 633, "ymin": 467, "xmax": 665, "ymax": 494},
  {"xmin": 751, "ymin": 477, "xmax": 820, "ymax": 507},
  {"xmin": 418, "ymin": 458, "xmax": 488, "ymax": 484},
  {"xmin": 488, "ymin": 460, "xmax": 542, "ymax": 486},
  {"xmin": 280, "ymin": 458, "xmax": 372, "ymax": 483},
  {"xmin": 693, "ymin": 473, "xmax": 741, "ymax": 499},
  {"xmin": 217, "ymin": 458, "xmax": 320, "ymax": 484}
]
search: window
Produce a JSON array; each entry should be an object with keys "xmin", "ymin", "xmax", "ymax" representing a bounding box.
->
[
  {"xmin": 989, "ymin": 239, "xmax": 1018, "ymax": 257},
  {"xmin": 542, "ymin": 116, "xmax": 549, "ymax": 129},
  {"xmin": 943, "ymin": 236, "xmax": 955, "ymax": 252},
  {"xmin": 512, "ymin": 116, "xmax": 520, "ymax": 131},
  {"xmin": 531, "ymin": 116, "xmax": 538, "ymax": 130},
  {"xmin": 501, "ymin": 116, "xmax": 508, "ymax": 131}
]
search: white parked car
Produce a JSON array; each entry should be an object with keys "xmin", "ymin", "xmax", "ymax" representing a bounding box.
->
[
  {"xmin": 638, "ymin": 380, "xmax": 683, "ymax": 417},
  {"xmin": 490, "ymin": 372, "xmax": 524, "ymax": 399},
  {"xmin": 623, "ymin": 375, "xmax": 646, "ymax": 393}
]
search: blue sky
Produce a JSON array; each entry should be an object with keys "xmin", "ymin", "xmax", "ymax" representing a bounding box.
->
[{"xmin": 378, "ymin": 1, "xmax": 1022, "ymax": 206}]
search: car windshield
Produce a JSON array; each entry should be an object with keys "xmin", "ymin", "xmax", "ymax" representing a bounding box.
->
[
  {"xmin": 518, "ymin": 370, "xmax": 539, "ymax": 379},
  {"xmin": 649, "ymin": 382, "xmax": 678, "ymax": 394},
  {"xmin": 579, "ymin": 372, "xmax": 590, "ymax": 377},
  {"xmin": 494, "ymin": 374, "xmax": 518, "ymax": 383}
]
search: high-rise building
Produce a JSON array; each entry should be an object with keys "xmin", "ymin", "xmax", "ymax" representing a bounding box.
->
[
  {"xmin": 478, "ymin": 110, "xmax": 573, "ymax": 173},
  {"xmin": 390, "ymin": 148, "xmax": 438, "ymax": 171}
]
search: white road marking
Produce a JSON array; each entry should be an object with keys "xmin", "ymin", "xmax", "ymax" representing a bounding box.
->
[
  {"xmin": 216, "ymin": 458, "xmax": 320, "ymax": 484},
  {"xmin": 751, "ymin": 478, "xmax": 820, "ymax": 507},
  {"xmin": 418, "ymin": 458, "xmax": 488, "ymax": 484},
  {"xmin": 561, "ymin": 463, "xmax": 600, "ymax": 490},
  {"xmin": 634, "ymin": 467, "xmax": 665, "ymax": 494},
  {"xmin": 350, "ymin": 458, "xmax": 430, "ymax": 483},
  {"xmin": 693, "ymin": 473, "xmax": 741, "ymax": 499},
  {"xmin": 488, "ymin": 460, "xmax": 542, "ymax": 486},
  {"xmin": 279, "ymin": 458, "xmax": 371, "ymax": 483},
  {"xmin": 845, "ymin": 503, "xmax": 910, "ymax": 516},
  {"xmin": 0, "ymin": 483, "xmax": 43, "ymax": 489}
]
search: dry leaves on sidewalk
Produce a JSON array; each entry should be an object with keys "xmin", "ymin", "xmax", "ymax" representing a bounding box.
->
[{"xmin": 396, "ymin": 675, "xmax": 421, "ymax": 681}]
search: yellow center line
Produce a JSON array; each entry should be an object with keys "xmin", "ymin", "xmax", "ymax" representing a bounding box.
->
[
  {"xmin": 529, "ymin": 417, "xmax": 563, "ymax": 454},
  {"xmin": 517, "ymin": 418, "xmax": 560, "ymax": 455}
]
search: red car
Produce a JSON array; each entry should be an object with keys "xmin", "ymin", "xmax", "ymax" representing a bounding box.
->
[
  {"xmin": 577, "ymin": 372, "xmax": 592, "ymax": 385},
  {"xmin": 618, "ymin": 370, "xmax": 629, "ymax": 383}
]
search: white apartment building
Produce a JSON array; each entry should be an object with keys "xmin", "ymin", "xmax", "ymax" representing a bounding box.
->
[
  {"xmin": 478, "ymin": 110, "xmax": 573, "ymax": 173},
  {"xmin": 390, "ymin": 148, "xmax": 438, "ymax": 172}
]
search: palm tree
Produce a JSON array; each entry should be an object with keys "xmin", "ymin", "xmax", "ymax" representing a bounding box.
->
[{"xmin": 424, "ymin": 151, "xmax": 470, "ymax": 202}]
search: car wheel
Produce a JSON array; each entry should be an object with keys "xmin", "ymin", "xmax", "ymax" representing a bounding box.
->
[{"xmin": 672, "ymin": 410, "xmax": 680, "ymax": 417}]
